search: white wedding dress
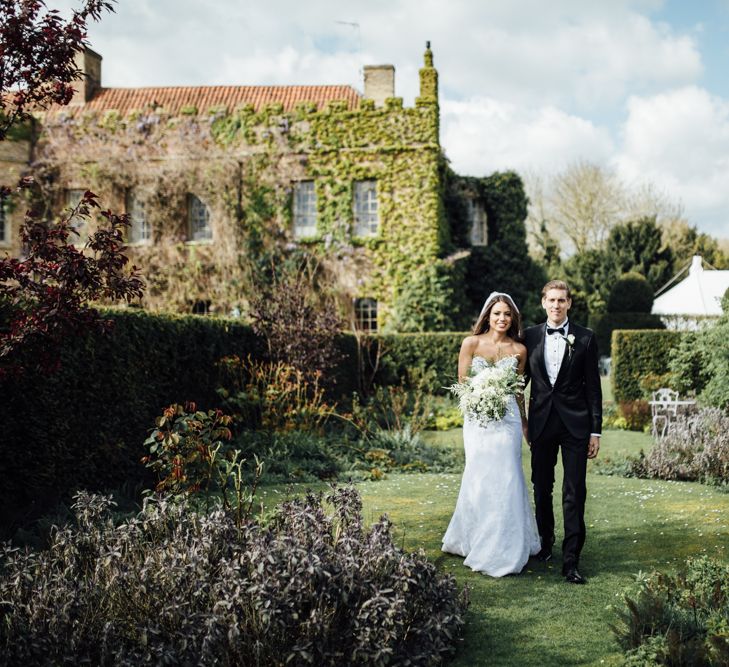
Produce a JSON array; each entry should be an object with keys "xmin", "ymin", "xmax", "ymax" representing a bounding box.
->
[{"xmin": 442, "ymin": 355, "xmax": 541, "ymax": 577}]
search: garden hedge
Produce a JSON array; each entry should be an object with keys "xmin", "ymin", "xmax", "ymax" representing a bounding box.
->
[
  {"xmin": 0, "ymin": 313, "xmax": 468, "ymax": 533},
  {"xmin": 0, "ymin": 310, "xmax": 261, "ymax": 533},
  {"xmin": 611, "ymin": 329, "xmax": 686, "ymax": 402},
  {"xmin": 590, "ymin": 313, "xmax": 666, "ymax": 358},
  {"xmin": 369, "ymin": 331, "xmax": 465, "ymax": 387}
]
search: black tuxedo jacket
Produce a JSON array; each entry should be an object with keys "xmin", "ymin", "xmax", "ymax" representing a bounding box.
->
[{"xmin": 524, "ymin": 322, "xmax": 602, "ymax": 442}]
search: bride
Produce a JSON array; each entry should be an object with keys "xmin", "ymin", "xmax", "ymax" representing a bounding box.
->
[{"xmin": 442, "ymin": 292, "xmax": 540, "ymax": 576}]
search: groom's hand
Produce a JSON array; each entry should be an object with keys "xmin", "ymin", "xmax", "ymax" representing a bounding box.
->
[
  {"xmin": 521, "ymin": 420, "xmax": 529, "ymax": 446},
  {"xmin": 587, "ymin": 435, "xmax": 600, "ymax": 459}
]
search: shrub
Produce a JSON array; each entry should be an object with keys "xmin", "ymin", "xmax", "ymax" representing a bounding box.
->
[
  {"xmin": 218, "ymin": 355, "xmax": 336, "ymax": 433},
  {"xmin": 617, "ymin": 400, "xmax": 651, "ymax": 432},
  {"xmin": 0, "ymin": 189, "xmax": 144, "ymax": 377},
  {"xmin": 669, "ymin": 293, "xmax": 729, "ymax": 410},
  {"xmin": 612, "ymin": 330, "xmax": 685, "ymax": 402},
  {"xmin": 232, "ymin": 430, "xmax": 346, "ymax": 483},
  {"xmin": 632, "ymin": 408, "xmax": 729, "ymax": 486},
  {"xmin": 347, "ymin": 371, "xmax": 436, "ymax": 438},
  {"xmin": 607, "ymin": 272, "xmax": 654, "ymax": 314},
  {"xmin": 612, "ymin": 556, "xmax": 729, "ymax": 666},
  {"xmin": 247, "ymin": 254, "xmax": 343, "ymax": 380},
  {"xmin": 669, "ymin": 333, "xmax": 712, "ymax": 397},
  {"xmin": 0, "ymin": 488, "xmax": 469, "ymax": 666},
  {"xmin": 142, "ymin": 402, "xmax": 234, "ymax": 494}
]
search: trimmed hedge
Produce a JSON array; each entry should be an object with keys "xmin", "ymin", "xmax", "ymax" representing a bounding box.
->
[
  {"xmin": 611, "ymin": 329, "xmax": 686, "ymax": 402},
  {"xmin": 591, "ymin": 313, "xmax": 666, "ymax": 358},
  {"xmin": 0, "ymin": 310, "xmax": 260, "ymax": 532},
  {"xmin": 371, "ymin": 332, "xmax": 465, "ymax": 388}
]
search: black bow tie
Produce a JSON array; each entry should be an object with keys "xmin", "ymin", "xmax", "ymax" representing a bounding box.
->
[{"xmin": 546, "ymin": 326, "xmax": 565, "ymax": 336}]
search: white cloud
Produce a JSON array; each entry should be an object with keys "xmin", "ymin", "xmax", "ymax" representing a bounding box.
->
[
  {"xmin": 441, "ymin": 98, "xmax": 614, "ymax": 176},
  {"xmin": 614, "ymin": 86, "xmax": 729, "ymax": 237}
]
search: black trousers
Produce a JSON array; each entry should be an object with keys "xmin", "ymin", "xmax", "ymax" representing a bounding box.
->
[{"xmin": 530, "ymin": 408, "xmax": 588, "ymax": 567}]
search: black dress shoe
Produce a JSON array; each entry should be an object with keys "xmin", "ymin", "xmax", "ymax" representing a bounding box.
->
[
  {"xmin": 536, "ymin": 546, "xmax": 552, "ymax": 562},
  {"xmin": 563, "ymin": 566, "xmax": 586, "ymax": 584}
]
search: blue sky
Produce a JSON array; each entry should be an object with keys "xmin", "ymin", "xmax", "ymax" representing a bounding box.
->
[{"xmin": 49, "ymin": 0, "xmax": 729, "ymax": 240}]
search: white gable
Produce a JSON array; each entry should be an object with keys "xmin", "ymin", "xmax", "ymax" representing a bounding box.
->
[{"xmin": 652, "ymin": 256, "xmax": 729, "ymax": 317}]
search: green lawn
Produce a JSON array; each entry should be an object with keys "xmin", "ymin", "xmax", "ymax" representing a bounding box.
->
[{"xmin": 261, "ymin": 428, "xmax": 729, "ymax": 666}]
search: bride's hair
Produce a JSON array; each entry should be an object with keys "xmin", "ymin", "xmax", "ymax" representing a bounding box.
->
[{"xmin": 473, "ymin": 293, "xmax": 523, "ymax": 340}]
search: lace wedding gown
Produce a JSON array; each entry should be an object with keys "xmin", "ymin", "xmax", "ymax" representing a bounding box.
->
[{"xmin": 442, "ymin": 355, "xmax": 541, "ymax": 577}]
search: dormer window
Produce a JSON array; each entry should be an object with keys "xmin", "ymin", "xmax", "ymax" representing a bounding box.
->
[{"xmin": 187, "ymin": 194, "xmax": 212, "ymax": 242}]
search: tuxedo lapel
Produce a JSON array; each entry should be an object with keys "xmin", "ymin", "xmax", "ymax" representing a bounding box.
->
[
  {"xmin": 532, "ymin": 324, "xmax": 551, "ymax": 386},
  {"xmin": 553, "ymin": 338, "xmax": 572, "ymax": 387}
]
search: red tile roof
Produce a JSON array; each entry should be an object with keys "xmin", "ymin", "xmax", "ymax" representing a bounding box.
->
[{"xmin": 48, "ymin": 85, "xmax": 361, "ymax": 115}]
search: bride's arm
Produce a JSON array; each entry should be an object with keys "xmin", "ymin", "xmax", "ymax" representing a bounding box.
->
[
  {"xmin": 457, "ymin": 336, "xmax": 477, "ymax": 381},
  {"xmin": 515, "ymin": 343, "xmax": 529, "ymax": 439}
]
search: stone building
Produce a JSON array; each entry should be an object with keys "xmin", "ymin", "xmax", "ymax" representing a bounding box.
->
[{"xmin": 1, "ymin": 44, "xmax": 497, "ymax": 330}]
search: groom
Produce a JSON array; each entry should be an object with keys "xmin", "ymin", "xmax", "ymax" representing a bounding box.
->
[{"xmin": 524, "ymin": 280, "xmax": 602, "ymax": 584}]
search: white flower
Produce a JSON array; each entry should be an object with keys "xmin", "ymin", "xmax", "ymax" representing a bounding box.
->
[{"xmin": 565, "ymin": 334, "xmax": 576, "ymax": 346}]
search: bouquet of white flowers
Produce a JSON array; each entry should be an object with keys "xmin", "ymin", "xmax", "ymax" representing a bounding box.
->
[{"xmin": 448, "ymin": 360, "xmax": 524, "ymax": 427}]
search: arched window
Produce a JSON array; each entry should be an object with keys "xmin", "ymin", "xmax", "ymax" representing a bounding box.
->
[
  {"xmin": 354, "ymin": 297, "xmax": 378, "ymax": 331},
  {"xmin": 126, "ymin": 190, "xmax": 151, "ymax": 244},
  {"xmin": 187, "ymin": 194, "xmax": 212, "ymax": 241},
  {"xmin": 191, "ymin": 300, "xmax": 211, "ymax": 315}
]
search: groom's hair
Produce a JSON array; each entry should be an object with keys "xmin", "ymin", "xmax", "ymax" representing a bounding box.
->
[{"xmin": 542, "ymin": 279, "xmax": 572, "ymax": 299}]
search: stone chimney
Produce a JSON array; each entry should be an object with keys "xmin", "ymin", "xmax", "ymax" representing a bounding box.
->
[
  {"xmin": 417, "ymin": 41, "xmax": 438, "ymax": 105},
  {"xmin": 363, "ymin": 65, "xmax": 395, "ymax": 108},
  {"xmin": 69, "ymin": 47, "xmax": 102, "ymax": 105}
]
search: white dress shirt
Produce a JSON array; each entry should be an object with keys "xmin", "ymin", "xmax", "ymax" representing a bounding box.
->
[{"xmin": 544, "ymin": 319, "xmax": 569, "ymax": 386}]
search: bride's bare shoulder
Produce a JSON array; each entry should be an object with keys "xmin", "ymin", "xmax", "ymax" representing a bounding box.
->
[
  {"xmin": 511, "ymin": 340, "xmax": 527, "ymax": 358},
  {"xmin": 460, "ymin": 335, "xmax": 479, "ymax": 352}
]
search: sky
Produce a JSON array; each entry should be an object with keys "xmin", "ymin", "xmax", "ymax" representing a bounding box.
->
[{"xmin": 48, "ymin": 0, "xmax": 729, "ymax": 239}]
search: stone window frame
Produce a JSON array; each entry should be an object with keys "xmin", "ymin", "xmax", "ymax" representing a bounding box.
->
[
  {"xmin": 292, "ymin": 180, "xmax": 318, "ymax": 239},
  {"xmin": 125, "ymin": 189, "xmax": 152, "ymax": 245},
  {"xmin": 65, "ymin": 189, "xmax": 88, "ymax": 245},
  {"xmin": 187, "ymin": 193, "xmax": 213, "ymax": 243},
  {"xmin": 352, "ymin": 180, "xmax": 379, "ymax": 238},
  {"xmin": 467, "ymin": 198, "xmax": 488, "ymax": 246},
  {"xmin": 354, "ymin": 297, "xmax": 378, "ymax": 332}
]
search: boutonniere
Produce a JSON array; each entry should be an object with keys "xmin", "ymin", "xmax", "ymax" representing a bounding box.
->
[{"xmin": 562, "ymin": 334, "xmax": 576, "ymax": 358}]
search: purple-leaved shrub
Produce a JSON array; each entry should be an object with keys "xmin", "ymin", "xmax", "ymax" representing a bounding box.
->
[
  {"xmin": 0, "ymin": 487, "xmax": 468, "ymax": 666},
  {"xmin": 633, "ymin": 408, "xmax": 729, "ymax": 486}
]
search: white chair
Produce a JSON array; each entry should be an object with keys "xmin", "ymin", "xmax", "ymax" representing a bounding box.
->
[{"xmin": 650, "ymin": 388, "xmax": 679, "ymax": 438}]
